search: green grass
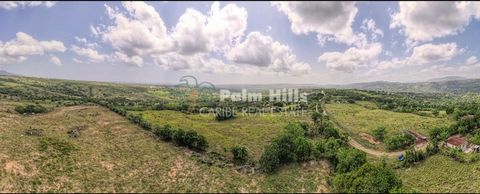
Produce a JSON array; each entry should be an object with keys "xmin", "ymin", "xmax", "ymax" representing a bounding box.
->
[
  {"xmin": 130, "ymin": 110, "xmax": 309, "ymax": 159},
  {"xmin": 325, "ymin": 102, "xmax": 454, "ymax": 150},
  {"xmin": 0, "ymin": 101, "xmax": 330, "ymax": 192},
  {"xmin": 397, "ymin": 155, "xmax": 480, "ymax": 193}
]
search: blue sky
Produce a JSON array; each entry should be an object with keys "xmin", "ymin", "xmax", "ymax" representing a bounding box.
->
[{"xmin": 0, "ymin": 1, "xmax": 479, "ymax": 85}]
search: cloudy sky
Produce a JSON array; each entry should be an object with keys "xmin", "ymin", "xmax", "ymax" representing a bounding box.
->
[{"xmin": 0, "ymin": 1, "xmax": 480, "ymax": 85}]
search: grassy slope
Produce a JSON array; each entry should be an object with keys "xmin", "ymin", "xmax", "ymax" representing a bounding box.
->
[
  {"xmin": 0, "ymin": 101, "xmax": 330, "ymax": 192},
  {"xmin": 131, "ymin": 110, "xmax": 309, "ymax": 160},
  {"xmin": 325, "ymin": 102, "xmax": 453, "ymax": 150},
  {"xmin": 397, "ymin": 155, "xmax": 480, "ymax": 193}
]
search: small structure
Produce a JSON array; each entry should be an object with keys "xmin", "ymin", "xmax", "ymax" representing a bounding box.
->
[
  {"xmin": 444, "ymin": 135, "xmax": 480, "ymax": 153},
  {"xmin": 407, "ymin": 130, "xmax": 428, "ymax": 145},
  {"xmin": 444, "ymin": 135, "xmax": 469, "ymax": 151}
]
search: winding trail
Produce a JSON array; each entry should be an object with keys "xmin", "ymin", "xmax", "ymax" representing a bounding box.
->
[{"xmin": 324, "ymin": 105, "xmax": 426, "ymax": 158}]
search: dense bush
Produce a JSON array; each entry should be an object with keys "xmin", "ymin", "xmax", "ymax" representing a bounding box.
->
[
  {"xmin": 402, "ymin": 148, "xmax": 426, "ymax": 167},
  {"xmin": 313, "ymin": 137, "xmax": 343, "ymax": 164},
  {"xmin": 155, "ymin": 124, "xmax": 174, "ymax": 140},
  {"xmin": 333, "ymin": 162, "xmax": 402, "ymax": 193},
  {"xmin": 293, "ymin": 137, "xmax": 313, "ymax": 162},
  {"xmin": 259, "ymin": 125, "xmax": 313, "ymax": 172},
  {"xmin": 172, "ymin": 129, "xmax": 208, "ymax": 151},
  {"xmin": 384, "ymin": 133, "xmax": 415, "ymax": 150},
  {"xmin": 231, "ymin": 145, "xmax": 249, "ymax": 165},
  {"xmin": 259, "ymin": 144, "xmax": 281, "ymax": 172},
  {"xmin": 15, "ymin": 104, "xmax": 48, "ymax": 114},
  {"xmin": 372, "ymin": 126, "xmax": 387, "ymax": 141},
  {"xmin": 335, "ymin": 148, "xmax": 367, "ymax": 173}
]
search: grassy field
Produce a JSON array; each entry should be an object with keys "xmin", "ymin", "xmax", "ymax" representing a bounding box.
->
[
  {"xmin": 325, "ymin": 102, "xmax": 454, "ymax": 150},
  {"xmin": 0, "ymin": 101, "xmax": 330, "ymax": 192},
  {"xmin": 130, "ymin": 110, "xmax": 309, "ymax": 160},
  {"xmin": 397, "ymin": 155, "xmax": 480, "ymax": 193}
]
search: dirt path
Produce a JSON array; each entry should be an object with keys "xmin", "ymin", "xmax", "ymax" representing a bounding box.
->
[
  {"xmin": 348, "ymin": 138, "xmax": 404, "ymax": 158},
  {"xmin": 323, "ymin": 105, "xmax": 425, "ymax": 158}
]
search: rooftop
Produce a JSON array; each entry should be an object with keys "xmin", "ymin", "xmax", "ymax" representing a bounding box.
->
[{"xmin": 446, "ymin": 135, "xmax": 466, "ymax": 146}]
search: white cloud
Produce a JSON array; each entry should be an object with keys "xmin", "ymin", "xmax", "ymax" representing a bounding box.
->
[
  {"xmin": 101, "ymin": 2, "xmax": 172, "ymax": 63},
  {"xmin": 361, "ymin": 19, "xmax": 383, "ymax": 41},
  {"xmin": 373, "ymin": 42, "xmax": 464, "ymax": 73},
  {"xmin": 318, "ymin": 43, "xmax": 382, "ymax": 73},
  {"xmin": 72, "ymin": 58, "xmax": 82, "ymax": 63},
  {"xmin": 49, "ymin": 55, "xmax": 62, "ymax": 66},
  {"xmin": 272, "ymin": 2, "xmax": 364, "ymax": 46},
  {"xmin": 113, "ymin": 52, "xmax": 143, "ymax": 67},
  {"xmin": 407, "ymin": 43, "xmax": 463, "ymax": 65},
  {"xmin": 205, "ymin": 2, "xmax": 247, "ymax": 52},
  {"xmin": 0, "ymin": 32, "xmax": 65, "ymax": 65},
  {"xmin": 466, "ymin": 56, "xmax": 478, "ymax": 65},
  {"xmin": 391, "ymin": 2, "xmax": 480, "ymax": 42},
  {"xmin": 227, "ymin": 32, "xmax": 310, "ymax": 75},
  {"xmin": 0, "ymin": 1, "xmax": 56, "ymax": 10},
  {"xmin": 94, "ymin": 2, "xmax": 305, "ymax": 75},
  {"xmin": 74, "ymin": 36, "xmax": 87, "ymax": 44},
  {"xmin": 171, "ymin": 8, "xmax": 210, "ymax": 55},
  {"xmin": 71, "ymin": 45, "xmax": 107, "ymax": 63}
]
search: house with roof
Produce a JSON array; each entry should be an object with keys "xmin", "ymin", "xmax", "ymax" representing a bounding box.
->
[
  {"xmin": 444, "ymin": 135, "xmax": 480, "ymax": 153},
  {"xmin": 444, "ymin": 135, "xmax": 469, "ymax": 151}
]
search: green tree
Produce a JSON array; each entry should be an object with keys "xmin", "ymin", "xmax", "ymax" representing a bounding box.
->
[
  {"xmin": 259, "ymin": 144, "xmax": 280, "ymax": 173},
  {"xmin": 335, "ymin": 148, "xmax": 367, "ymax": 173},
  {"xmin": 372, "ymin": 126, "xmax": 387, "ymax": 141},
  {"xmin": 333, "ymin": 162, "xmax": 402, "ymax": 193},
  {"xmin": 293, "ymin": 137, "xmax": 313, "ymax": 162},
  {"xmin": 231, "ymin": 145, "xmax": 249, "ymax": 165}
]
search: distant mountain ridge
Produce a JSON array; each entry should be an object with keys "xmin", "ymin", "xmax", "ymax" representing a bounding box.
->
[
  {"xmin": 338, "ymin": 78, "xmax": 480, "ymax": 94},
  {"xmin": 1, "ymin": 71, "xmax": 479, "ymax": 94},
  {"xmin": 426, "ymin": 76, "xmax": 469, "ymax": 82},
  {"xmin": 0, "ymin": 70, "xmax": 17, "ymax": 76}
]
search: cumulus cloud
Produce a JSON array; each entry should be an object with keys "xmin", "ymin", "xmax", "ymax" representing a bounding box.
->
[
  {"xmin": 374, "ymin": 42, "xmax": 464, "ymax": 73},
  {"xmin": 273, "ymin": 2, "xmax": 365, "ymax": 46},
  {"xmin": 49, "ymin": 55, "xmax": 62, "ymax": 66},
  {"xmin": 361, "ymin": 19, "xmax": 384, "ymax": 41},
  {"xmin": 227, "ymin": 32, "xmax": 311, "ymax": 75},
  {"xmin": 101, "ymin": 2, "xmax": 172, "ymax": 63},
  {"xmin": 71, "ymin": 45, "xmax": 107, "ymax": 63},
  {"xmin": 318, "ymin": 43, "xmax": 382, "ymax": 73},
  {"xmin": 407, "ymin": 43, "xmax": 463, "ymax": 65},
  {"xmin": 171, "ymin": 9, "xmax": 210, "ymax": 55},
  {"xmin": 391, "ymin": 2, "xmax": 480, "ymax": 42},
  {"xmin": 0, "ymin": 32, "xmax": 65, "ymax": 65},
  {"xmin": 92, "ymin": 2, "xmax": 305, "ymax": 75},
  {"xmin": 466, "ymin": 56, "xmax": 478, "ymax": 65},
  {"xmin": 0, "ymin": 1, "xmax": 56, "ymax": 10}
]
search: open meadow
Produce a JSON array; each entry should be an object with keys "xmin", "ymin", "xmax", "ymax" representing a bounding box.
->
[
  {"xmin": 0, "ymin": 100, "xmax": 331, "ymax": 192},
  {"xmin": 325, "ymin": 102, "xmax": 454, "ymax": 150},
  {"xmin": 130, "ymin": 110, "xmax": 309, "ymax": 159}
]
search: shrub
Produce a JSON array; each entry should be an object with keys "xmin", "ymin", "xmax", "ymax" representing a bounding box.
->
[
  {"xmin": 172, "ymin": 129, "xmax": 208, "ymax": 151},
  {"xmin": 293, "ymin": 137, "xmax": 313, "ymax": 162},
  {"xmin": 335, "ymin": 148, "xmax": 367, "ymax": 173},
  {"xmin": 384, "ymin": 133, "xmax": 415, "ymax": 150},
  {"xmin": 231, "ymin": 145, "xmax": 249, "ymax": 165},
  {"xmin": 259, "ymin": 124, "xmax": 314, "ymax": 172},
  {"xmin": 403, "ymin": 148, "xmax": 426, "ymax": 167},
  {"xmin": 426, "ymin": 140, "xmax": 439, "ymax": 156},
  {"xmin": 15, "ymin": 104, "xmax": 48, "ymax": 114},
  {"xmin": 155, "ymin": 125, "xmax": 174, "ymax": 140},
  {"xmin": 333, "ymin": 162, "xmax": 402, "ymax": 193},
  {"xmin": 372, "ymin": 126, "xmax": 387, "ymax": 141},
  {"xmin": 259, "ymin": 144, "xmax": 280, "ymax": 173}
]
